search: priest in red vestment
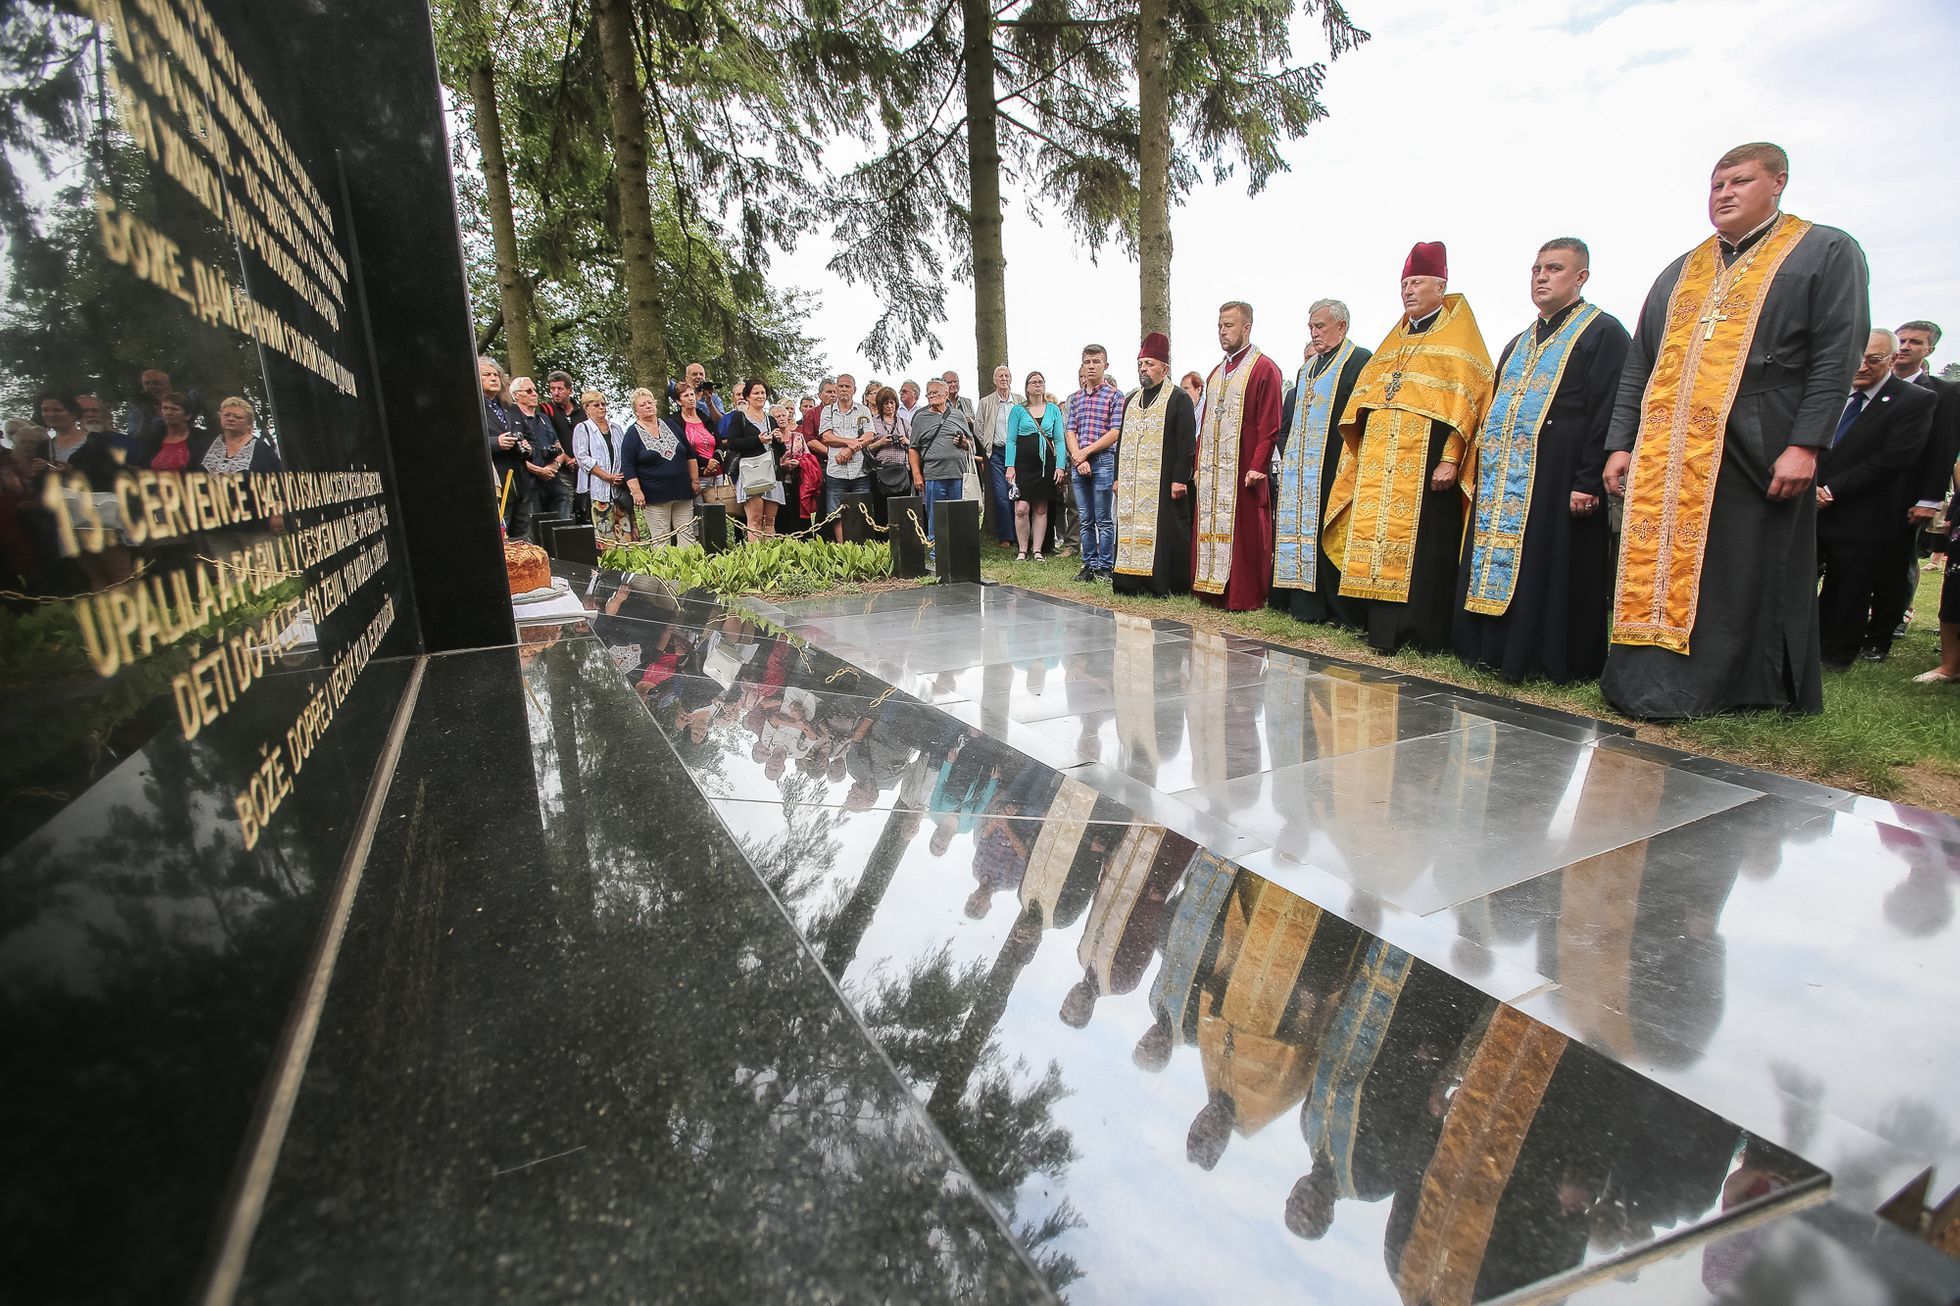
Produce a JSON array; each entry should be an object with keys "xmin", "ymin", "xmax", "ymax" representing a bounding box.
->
[{"xmin": 1191, "ymin": 300, "xmax": 1286, "ymax": 610}]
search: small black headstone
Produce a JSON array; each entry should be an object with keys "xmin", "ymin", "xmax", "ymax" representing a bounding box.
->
[
  {"xmin": 887, "ymin": 496, "xmax": 927, "ymax": 577},
  {"xmin": 839, "ymin": 492, "xmax": 876, "ymax": 544},
  {"xmin": 698, "ymin": 504, "xmax": 729, "ymax": 554},
  {"xmin": 551, "ymin": 524, "xmax": 600, "ymax": 567},
  {"xmin": 533, "ymin": 515, "xmax": 572, "ymax": 557},
  {"xmin": 933, "ymin": 499, "xmax": 982, "ymax": 583}
]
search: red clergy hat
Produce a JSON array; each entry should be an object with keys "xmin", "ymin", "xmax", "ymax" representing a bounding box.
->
[
  {"xmin": 1402, "ymin": 241, "xmax": 1448, "ymax": 280},
  {"xmin": 1139, "ymin": 331, "xmax": 1171, "ymax": 363}
]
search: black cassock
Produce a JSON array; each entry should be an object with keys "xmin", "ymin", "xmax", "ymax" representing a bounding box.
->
[
  {"xmin": 1453, "ymin": 303, "xmax": 1630, "ymax": 683},
  {"xmin": 1271, "ymin": 344, "xmax": 1372, "ymax": 627},
  {"xmin": 1113, "ymin": 380, "xmax": 1197, "ymax": 598},
  {"xmin": 1602, "ymin": 219, "xmax": 1868, "ymax": 718}
]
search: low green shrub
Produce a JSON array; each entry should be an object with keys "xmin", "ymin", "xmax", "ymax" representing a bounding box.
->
[{"xmin": 601, "ymin": 536, "xmax": 894, "ymax": 595}]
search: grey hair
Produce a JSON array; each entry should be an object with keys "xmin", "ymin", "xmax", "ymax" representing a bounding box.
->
[
  {"xmin": 1308, "ymin": 298, "xmax": 1349, "ymax": 326},
  {"xmin": 1870, "ymin": 328, "xmax": 1899, "ymax": 354},
  {"xmin": 1898, "ymin": 320, "xmax": 1943, "ymax": 347}
]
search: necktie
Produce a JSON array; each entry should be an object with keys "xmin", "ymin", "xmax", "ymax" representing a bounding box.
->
[{"xmin": 1831, "ymin": 391, "xmax": 1866, "ymax": 447}]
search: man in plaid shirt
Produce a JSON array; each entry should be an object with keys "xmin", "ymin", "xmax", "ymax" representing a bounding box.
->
[{"xmin": 1066, "ymin": 344, "xmax": 1125, "ymax": 581}]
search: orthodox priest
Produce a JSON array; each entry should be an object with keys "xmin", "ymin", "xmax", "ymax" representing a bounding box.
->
[
  {"xmin": 1112, "ymin": 331, "xmax": 1197, "ymax": 597},
  {"xmin": 1602, "ymin": 142, "xmax": 1869, "ymax": 717},
  {"xmin": 1272, "ymin": 298, "xmax": 1372, "ymax": 626},
  {"xmin": 1453, "ymin": 239, "xmax": 1630, "ymax": 682},
  {"xmin": 1192, "ymin": 300, "xmax": 1285, "ymax": 610},
  {"xmin": 1325, "ymin": 242, "xmax": 1495, "ymax": 653}
]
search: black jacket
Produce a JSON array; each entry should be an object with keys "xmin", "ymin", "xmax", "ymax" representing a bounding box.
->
[
  {"xmin": 1818, "ymin": 377, "xmax": 1936, "ymax": 541},
  {"xmin": 1905, "ymin": 371, "xmax": 1960, "ymax": 505}
]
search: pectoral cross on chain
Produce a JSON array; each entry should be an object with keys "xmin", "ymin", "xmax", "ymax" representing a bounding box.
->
[
  {"xmin": 1698, "ymin": 303, "xmax": 1729, "ymax": 341},
  {"xmin": 1384, "ymin": 374, "xmax": 1403, "ymax": 401}
]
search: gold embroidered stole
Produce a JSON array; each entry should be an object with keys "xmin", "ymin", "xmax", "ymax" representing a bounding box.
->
[
  {"xmin": 1194, "ymin": 348, "xmax": 1264, "ymax": 594},
  {"xmin": 1197, "ymin": 877, "xmax": 1326, "ymax": 1135},
  {"xmin": 1019, "ymin": 776, "xmax": 1098, "ymax": 926},
  {"xmin": 1396, "ymin": 1007, "xmax": 1567, "ymax": 1306},
  {"xmin": 1612, "ymin": 214, "xmax": 1813, "ymax": 653},
  {"xmin": 1325, "ymin": 295, "xmax": 1494, "ymax": 603},
  {"xmin": 1551, "ymin": 748, "xmax": 1663, "ymax": 1059},
  {"xmin": 1078, "ymin": 824, "xmax": 1168, "ymax": 990},
  {"xmin": 1114, "ymin": 385, "xmax": 1170, "ymax": 576},
  {"xmin": 1112, "ymin": 614, "xmax": 1164, "ymax": 774}
]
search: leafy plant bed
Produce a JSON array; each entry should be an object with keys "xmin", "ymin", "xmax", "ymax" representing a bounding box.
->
[{"xmin": 601, "ymin": 537, "xmax": 895, "ymax": 597}]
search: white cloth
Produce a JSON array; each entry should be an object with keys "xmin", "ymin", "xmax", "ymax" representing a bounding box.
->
[{"xmin": 573, "ymin": 418, "xmax": 622, "ymax": 500}]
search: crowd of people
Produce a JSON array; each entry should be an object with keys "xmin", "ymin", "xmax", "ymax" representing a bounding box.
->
[
  {"xmin": 489, "ymin": 141, "xmax": 1958, "ymax": 722},
  {"xmin": 2, "ymin": 370, "xmax": 286, "ymax": 594}
]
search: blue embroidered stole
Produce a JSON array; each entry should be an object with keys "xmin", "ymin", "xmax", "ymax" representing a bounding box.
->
[
  {"xmin": 1149, "ymin": 852, "xmax": 1236, "ymax": 1042},
  {"xmin": 1275, "ymin": 338, "xmax": 1356, "ymax": 590},
  {"xmin": 1464, "ymin": 301, "xmax": 1600, "ymax": 615},
  {"xmin": 1300, "ymin": 936, "xmax": 1415, "ymax": 1197}
]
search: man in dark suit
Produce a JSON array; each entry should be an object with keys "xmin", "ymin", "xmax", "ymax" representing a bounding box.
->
[
  {"xmin": 1817, "ymin": 329, "xmax": 1937, "ymax": 664},
  {"xmin": 1894, "ymin": 321, "xmax": 1960, "ymax": 594}
]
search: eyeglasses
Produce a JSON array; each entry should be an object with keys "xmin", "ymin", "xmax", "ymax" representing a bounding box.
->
[{"xmin": 1861, "ymin": 353, "xmax": 1892, "ymax": 367}]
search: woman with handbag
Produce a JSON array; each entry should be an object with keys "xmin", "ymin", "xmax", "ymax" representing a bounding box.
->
[
  {"xmin": 1005, "ymin": 371, "xmax": 1066, "ymax": 560},
  {"xmin": 675, "ymin": 383, "xmax": 732, "ymax": 514},
  {"xmin": 863, "ymin": 385, "xmax": 919, "ymax": 527},
  {"xmin": 724, "ymin": 378, "xmax": 786, "ymax": 538},
  {"xmin": 573, "ymin": 389, "xmax": 635, "ymax": 545}
]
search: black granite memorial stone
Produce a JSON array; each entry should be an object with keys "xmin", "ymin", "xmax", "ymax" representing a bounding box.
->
[
  {"xmin": 697, "ymin": 502, "xmax": 730, "ymax": 553},
  {"xmin": 886, "ymin": 495, "xmax": 928, "ymax": 577},
  {"xmin": 0, "ymin": 0, "xmax": 494, "ymax": 1300},
  {"xmin": 839, "ymin": 490, "xmax": 876, "ymax": 543},
  {"xmin": 933, "ymin": 498, "xmax": 982, "ymax": 583}
]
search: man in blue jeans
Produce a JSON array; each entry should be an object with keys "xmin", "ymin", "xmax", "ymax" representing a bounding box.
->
[
  {"xmin": 911, "ymin": 379, "xmax": 975, "ymax": 539},
  {"xmin": 1065, "ymin": 344, "xmax": 1125, "ymax": 581}
]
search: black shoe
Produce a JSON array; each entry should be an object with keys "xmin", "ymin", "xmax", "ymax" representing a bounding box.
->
[
  {"xmin": 1074, "ymin": 565, "xmax": 1095, "ymax": 582},
  {"xmin": 1897, "ymin": 614, "xmax": 1914, "ymax": 638},
  {"xmin": 1858, "ymin": 646, "xmax": 1889, "ymax": 663}
]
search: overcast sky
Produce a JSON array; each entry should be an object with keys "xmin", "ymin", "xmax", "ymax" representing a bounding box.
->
[{"xmin": 774, "ymin": 0, "xmax": 1960, "ymax": 395}]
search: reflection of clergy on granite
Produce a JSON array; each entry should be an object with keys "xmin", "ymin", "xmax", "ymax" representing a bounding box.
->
[
  {"xmin": 1135, "ymin": 852, "xmax": 1238, "ymax": 1071},
  {"xmin": 1288, "ymin": 938, "xmax": 1483, "ymax": 1242},
  {"xmin": 928, "ymin": 779, "xmax": 1129, "ymax": 1127},
  {"xmin": 1539, "ymin": 751, "xmax": 1745, "ymax": 1071},
  {"xmin": 1060, "ymin": 825, "xmax": 1199, "ymax": 1028},
  {"xmin": 1185, "ymin": 630, "xmax": 1260, "ymax": 818},
  {"xmin": 1184, "ymin": 873, "xmax": 1363, "ymax": 1171},
  {"xmin": 966, "ymin": 761, "xmax": 1058, "ymax": 918},
  {"xmin": 1111, "ymin": 614, "xmax": 1187, "ymax": 786}
]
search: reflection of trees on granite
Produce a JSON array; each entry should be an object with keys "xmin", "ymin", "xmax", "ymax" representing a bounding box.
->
[
  {"xmin": 740, "ymin": 791, "xmax": 1085, "ymax": 1292},
  {"xmin": 269, "ymin": 640, "xmax": 1047, "ymax": 1300},
  {"xmin": 0, "ymin": 672, "xmax": 377, "ymax": 1303}
]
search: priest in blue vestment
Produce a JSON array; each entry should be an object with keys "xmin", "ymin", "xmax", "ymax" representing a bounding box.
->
[{"xmin": 1453, "ymin": 238, "xmax": 1630, "ymax": 682}]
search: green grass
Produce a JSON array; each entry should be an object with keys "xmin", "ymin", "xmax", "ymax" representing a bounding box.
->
[{"xmin": 978, "ymin": 549, "xmax": 1960, "ymax": 803}]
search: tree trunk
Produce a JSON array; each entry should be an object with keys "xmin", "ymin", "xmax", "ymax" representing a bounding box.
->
[
  {"xmin": 961, "ymin": 0, "xmax": 1008, "ymax": 383},
  {"xmin": 595, "ymin": 0, "xmax": 668, "ymax": 390},
  {"xmin": 1136, "ymin": 0, "xmax": 1173, "ymax": 338},
  {"xmin": 455, "ymin": 0, "xmax": 536, "ymax": 379}
]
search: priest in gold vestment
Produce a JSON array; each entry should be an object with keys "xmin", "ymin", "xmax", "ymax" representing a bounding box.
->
[
  {"xmin": 1602, "ymin": 142, "xmax": 1868, "ymax": 717},
  {"xmin": 1325, "ymin": 242, "xmax": 1495, "ymax": 653}
]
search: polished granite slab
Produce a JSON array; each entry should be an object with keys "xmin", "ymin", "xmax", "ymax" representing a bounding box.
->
[
  {"xmin": 1567, "ymin": 1199, "xmax": 1960, "ymax": 1304},
  {"xmin": 1170, "ymin": 721, "xmax": 1759, "ymax": 915},
  {"xmin": 1, "ymin": 657, "xmax": 414, "ymax": 1305},
  {"xmin": 688, "ymin": 791, "xmax": 1824, "ymax": 1304},
  {"xmin": 237, "ymin": 637, "xmax": 1048, "ymax": 1302},
  {"xmin": 769, "ymin": 582, "xmax": 1960, "ymax": 1255},
  {"xmin": 530, "ymin": 575, "xmax": 1887, "ymax": 1302},
  {"xmin": 1496, "ymin": 792, "xmax": 1960, "ymax": 1209}
]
